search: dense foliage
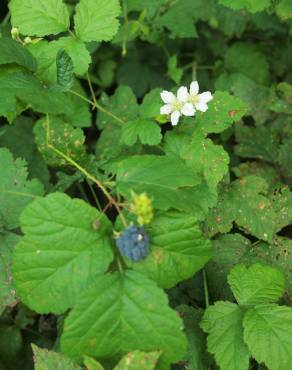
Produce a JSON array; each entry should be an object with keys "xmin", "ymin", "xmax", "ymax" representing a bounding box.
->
[{"xmin": 0, "ymin": 0, "xmax": 291, "ymax": 369}]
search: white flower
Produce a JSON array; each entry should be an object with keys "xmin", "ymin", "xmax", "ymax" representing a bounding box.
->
[
  {"xmin": 188, "ymin": 81, "xmax": 213, "ymax": 112},
  {"xmin": 160, "ymin": 86, "xmax": 195, "ymax": 126}
]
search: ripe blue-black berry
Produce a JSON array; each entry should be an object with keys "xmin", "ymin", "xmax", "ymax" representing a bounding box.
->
[{"xmin": 116, "ymin": 225, "xmax": 150, "ymax": 262}]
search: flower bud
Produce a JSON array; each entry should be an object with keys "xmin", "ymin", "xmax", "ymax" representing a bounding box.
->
[
  {"xmin": 11, "ymin": 27, "xmax": 19, "ymax": 39},
  {"xmin": 23, "ymin": 36, "xmax": 32, "ymax": 46}
]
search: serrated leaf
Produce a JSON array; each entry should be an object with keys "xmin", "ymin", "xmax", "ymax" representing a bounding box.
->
[
  {"xmin": 13, "ymin": 193, "xmax": 113, "ymax": 314},
  {"xmin": 275, "ymin": 0, "xmax": 292, "ymax": 20},
  {"xmin": 116, "ymin": 155, "xmax": 201, "ymax": 212},
  {"xmin": 61, "ymin": 271, "xmax": 187, "ymax": 364},
  {"xmin": 64, "ymin": 80, "xmax": 91, "ymax": 128},
  {"xmin": 245, "ymin": 237, "xmax": 292, "ymax": 304},
  {"xmin": 228, "ymin": 264, "xmax": 285, "ymax": 306},
  {"xmin": 0, "ymin": 148, "xmax": 44, "ymax": 230},
  {"xmin": 156, "ymin": 1, "xmax": 197, "ymax": 38},
  {"xmin": 115, "ymin": 351, "xmax": 161, "ymax": 370},
  {"xmin": 243, "ymin": 304, "xmax": 292, "ymax": 370},
  {"xmin": 140, "ymin": 88, "xmax": 162, "ymax": 119},
  {"xmin": 29, "ymin": 37, "xmax": 91, "ymax": 85},
  {"xmin": 0, "ymin": 232, "xmax": 20, "ymax": 313},
  {"xmin": 181, "ymin": 135, "xmax": 230, "ymax": 190},
  {"xmin": 206, "ymin": 234, "xmax": 251, "ymax": 301},
  {"xmin": 74, "ymin": 0, "xmax": 121, "ymax": 42},
  {"xmin": 56, "ymin": 49, "xmax": 74, "ymax": 91},
  {"xmin": 177, "ymin": 305, "xmax": 209, "ymax": 370},
  {"xmin": 121, "ymin": 119, "xmax": 162, "ymax": 146},
  {"xmin": 32, "ymin": 344, "xmax": 82, "ymax": 370},
  {"xmin": 225, "ymin": 42, "xmax": 270, "ymax": 85},
  {"xmin": 9, "ymin": 0, "xmax": 70, "ymax": 36},
  {"xmin": 218, "ymin": 0, "xmax": 271, "ymax": 13},
  {"xmin": 34, "ymin": 116, "xmax": 86, "ymax": 167},
  {"xmin": 129, "ymin": 211, "xmax": 212, "ymax": 288},
  {"xmin": 83, "ymin": 356, "xmax": 104, "ymax": 370},
  {"xmin": 235, "ymin": 124, "xmax": 279, "ymax": 163},
  {"xmin": 0, "ymin": 72, "xmax": 72, "ymax": 120},
  {"xmin": 201, "ymin": 302, "xmax": 250, "ymax": 370},
  {"xmin": 0, "ymin": 38, "xmax": 36, "ymax": 71},
  {"xmin": 215, "ymin": 73, "xmax": 270, "ymax": 124},
  {"xmin": 205, "ymin": 176, "xmax": 286, "ymax": 242},
  {"xmin": 0, "ymin": 117, "xmax": 49, "ymax": 185},
  {"xmin": 194, "ymin": 91, "xmax": 248, "ymax": 135},
  {"xmin": 97, "ymin": 86, "xmax": 139, "ymax": 129}
]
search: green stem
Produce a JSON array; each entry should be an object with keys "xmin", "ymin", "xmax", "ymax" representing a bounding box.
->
[
  {"xmin": 68, "ymin": 89, "xmax": 124, "ymax": 125},
  {"xmin": 86, "ymin": 180, "xmax": 102, "ymax": 212},
  {"xmin": 2, "ymin": 12, "xmax": 10, "ymax": 26},
  {"xmin": 203, "ymin": 269, "xmax": 209, "ymax": 308},
  {"xmin": 45, "ymin": 115, "xmax": 127, "ymax": 227},
  {"xmin": 117, "ymin": 256, "xmax": 124, "ymax": 273},
  {"xmin": 77, "ymin": 183, "xmax": 90, "ymax": 203}
]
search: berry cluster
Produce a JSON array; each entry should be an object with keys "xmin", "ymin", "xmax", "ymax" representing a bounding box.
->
[
  {"xmin": 130, "ymin": 192, "xmax": 153, "ymax": 225},
  {"xmin": 116, "ymin": 225, "xmax": 150, "ymax": 262}
]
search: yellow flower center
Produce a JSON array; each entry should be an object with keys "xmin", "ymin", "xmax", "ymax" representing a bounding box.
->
[
  {"xmin": 172, "ymin": 100, "xmax": 183, "ymax": 110},
  {"xmin": 189, "ymin": 94, "xmax": 200, "ymax": 104}
]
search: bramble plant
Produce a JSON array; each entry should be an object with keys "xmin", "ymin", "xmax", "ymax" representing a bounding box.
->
[{"xmin": 0, "ymin": 0, "xmax": 291, "ymax": 370}]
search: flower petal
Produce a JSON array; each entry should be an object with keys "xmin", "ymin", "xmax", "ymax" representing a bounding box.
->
[
  {"xmin": 160, "ymin": 90, "xmax": 176, "ymax": 104},
  {"xmin": 195, "ymin": 102, "xmax": 208, "ymax": 112},
  {"xmin": 160, "ymin": 104, "xmax": 173, "ymax": 115},
  {"xmin": 190, "ymin": 81, "xmax": 199, "ymax": 95},
  {"xmin": 181, "ymin": 102, "xmax": 195, "ymax": 116},
  {"xmin": 198, "ymin": 91, "xmax": 213, "ymax": 104},
  {"xmin": 177, "ymin": 86, "xmax": 189, "ymax": 102},
  {"xmin": 170, "ymin": 110, "xmax": 181, "ymax": 126}
]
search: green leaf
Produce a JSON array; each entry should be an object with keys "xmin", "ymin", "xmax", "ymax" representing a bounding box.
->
[
  {"xmin": 0, "ymin": 38, "xmax": 36, "ymax": 71},
  {"xmin": 97, "ymin": 86, "xmax": 139, "ymax": 129},
  {"xmin": 278, "ymin": 139, "xmax": 292, "ymax": 178},
  {"xmin": 114, "ymin": 351, "xmax": 161, "ymax": 370},
  {"xmin": 116, "ymin": 155, "xmax": 201, "ymax": 212},
  {"xmin": 177, "ymin": 305, "xmax": 210, "ymax": 370},
  {"xmin": 205, "ymin": 176, "xmax": 287, "ymax": 242},
  {"xmin": 235, "ymin": 124, "xmax": 279, "ymax": 163},
  {"xmin": 167, "ymin": 55, "xmax": 183, "ymax": 84},
  {"xmin": 275, "ymin": 0, "xmax": 292, "ymax": 20},
  {"xmin": 245, "ymin": 237, "xmax": 292, "ymax": 304},
  {"xmin": 83, "ymin": 356, "xmax": 104, "ymax": 370},
  {"xmin": 0, "ymin": 233, "xmax": 20, "ymax": 313},
  {"xmin": 29, "ymin": 37, "xmax": 91, "ymax": 85},
  {"xmin": 0, "ymin": 117, "xmax": 49, "ymax": 185},
  {"xmin": 32, "ymin": 344, "xmax": 82, "ymax": 370},
  {"xmin": 215, "ymin": 73, "xmax": 270, "ymax": 124},
  {"xmin": 126, "ymin": 0, "xmax": 166, "ymax": 17},
  {"xmin": 56, "ymin": 49, "xmax": 74, "ymax": 91},
  {"xmin": 64, "ymin": 80, "xmax": 91, "ymax": 128},
  {"xmin": 140, "ymin": 88, "xmax": 162, "ymax": 119},
  {"xmin": 0, "ymin": 148, "xmax": 44, "ymax": 230},
  {"xmin": 61, "ymin": 271, "xmax": 187, "ymax": 364},
  {"xmin": 9, "ymin": 0, "xmax": 70, "ymax": 36},
  {"xmin": 201, "ymin": 302, "xmax": 250, "ymax": 370},
  {"xmin": 13, "ymin": 193, "xmax": 113, "ymax": 314},
  {"xmin": 33, "ymin": 116, "xmax": 86, "ymax": 167},
  {"xmin": 228, "ymin": 264, "xmax": 285, "ymax": 306},
  {"xmin": 218, "ymin": 0, "xmax": 271, "ymax": 13},
  {"xmin": 156, "ymin": 1, "xmax": 198, "ymax": 38},
  {"xmin": 0, "ymin": 72, "xmax": 72, "ymax": 120},
  {"xmin": 225, "ymin": 42, "xmax": 270, "ymax": 85},
  {"xmin": 121, "ymin": 119, "xmax": 162, "ymax": 146},
  {"xmin": 206, "ymin": 234, "xmax": 251, "ymax": 301},
  {"xmin": 181, "ymin": 135, "xmax": 230, "ymax": 190},
  {"xmin": 129, "ymin": 211, "xmax": 212, "ymax": 288},
  {"xmin": 243, "ymin": 304, "xmax": 292, "ymax": 370},
  {"xmin": 74, "ymin": 0, "xmax": 121, "ymax": 42},
  {"xmin": 194, "ymin": 91, "xmax": 248, "ymax": 135}
]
